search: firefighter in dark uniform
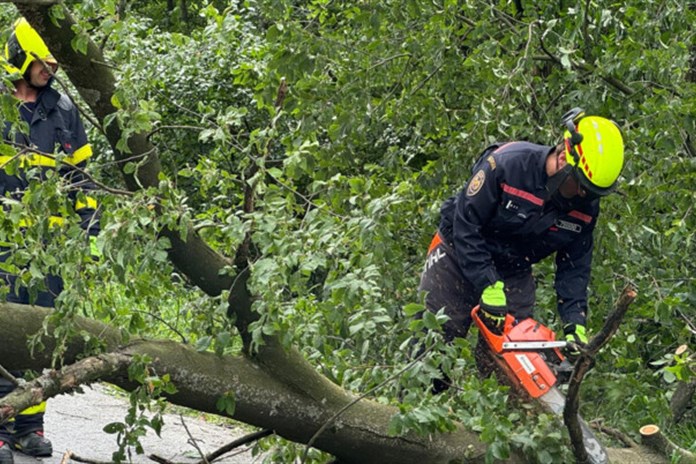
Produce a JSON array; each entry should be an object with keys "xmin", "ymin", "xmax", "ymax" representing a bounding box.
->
[
  {"xmin": 420, "ymin": 110, "xmax": 625, "ymax": 392},
  {"xmin": 0, "ymin": 18, "xmax": 100, "ymax": 462}
]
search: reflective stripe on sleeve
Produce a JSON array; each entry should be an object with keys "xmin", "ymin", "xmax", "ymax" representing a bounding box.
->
[
  {"xmin": 68, "ymin": 144, "xmax": 93, "ymax": 165},
  {"xmin": 0, "ymin": 143, "xmax": 93, "ymax": 168},
  {"xmin": 76, "ymin": 196, "xmax": 98, "ymax": 210},
  {"xmin": 18, "ymin": 216, "xmax": 66, "ymax": 228}
]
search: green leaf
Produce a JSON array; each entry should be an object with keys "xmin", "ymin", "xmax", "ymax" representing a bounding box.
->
[
  {"xmin": 216, "ymin": 391, "xmax": 236, "ymax": 416},
  {"xmin": 103, "ymin": 422, "xmax": 125, "ymax": 434},
  {"xmin": 195, "ymin": 336, "xmax": 212, "ymax": 352},
  {"xmin": 421, "ymin": 311, "xmax": 441, "ymax": 331},
  {"xmin": 402, "ymin": 302, "xmax": 424, "ymax": 317}
]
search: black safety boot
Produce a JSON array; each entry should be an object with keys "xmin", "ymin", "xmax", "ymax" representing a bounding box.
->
[
  {"xmin": 0, "ymin": 441, "xmax": 13, "ymax": 464},
  {"xmin": 14, "ymin": 431, "xmax": 52, "ymax": 457}
]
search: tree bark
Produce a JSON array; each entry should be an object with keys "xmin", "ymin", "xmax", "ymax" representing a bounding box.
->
[{"xmin": 671, "ymin": 380, "xmax": 695, "ymax": 424}]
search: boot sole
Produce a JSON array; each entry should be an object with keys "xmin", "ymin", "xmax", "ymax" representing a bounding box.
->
[{"xmin": 15, "ymin": 446, "xmax": 52, "ymax": 458}]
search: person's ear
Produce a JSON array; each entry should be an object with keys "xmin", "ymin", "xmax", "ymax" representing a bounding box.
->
[{"xmin": 556, "ymin": 148, "xmax": 568, "ymax": 166}]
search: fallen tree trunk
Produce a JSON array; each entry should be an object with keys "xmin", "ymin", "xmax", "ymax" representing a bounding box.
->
[
  {"xmin": 0, "ymin": 303, "xmax": 672, "ymax": 464},
  {"xmin": 0, "ymin": 303, "xmax": 492, "ymax": 464}
]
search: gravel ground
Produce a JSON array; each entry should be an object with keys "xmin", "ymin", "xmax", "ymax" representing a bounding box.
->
[{"xmin": 11, "ymin": 384, "xmax": 263, "ymax": 464}]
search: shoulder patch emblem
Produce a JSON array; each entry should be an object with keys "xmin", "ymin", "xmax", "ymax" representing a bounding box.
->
[{"xmin": 466, "ymin": 169, "xmax": 486, "ymax": 197}]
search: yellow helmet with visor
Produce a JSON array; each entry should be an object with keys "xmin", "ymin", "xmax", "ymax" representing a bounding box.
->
[
  {"xmin": 562, "ymin": 108, "xmax": 625, "ymax": 198},
  {"xmin": 3, "ymin": 18, "xmax": 57, "ymax": 77}
]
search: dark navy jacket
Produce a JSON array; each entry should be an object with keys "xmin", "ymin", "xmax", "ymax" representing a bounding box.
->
[
  {"xmin": 1, "ymin": 86, "xmax": 99, "ymax": 235},
  {"xmin": 439, "ymin": 141, "xmax": 598, "ymax": 326}
]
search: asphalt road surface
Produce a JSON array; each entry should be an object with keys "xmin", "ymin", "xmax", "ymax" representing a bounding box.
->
[{"xmin": 11, "ymin": 384, "xmax": 261, "ymax": 464}]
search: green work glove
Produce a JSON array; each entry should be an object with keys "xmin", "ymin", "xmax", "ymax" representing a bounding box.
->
[
  {"xmin": 480, "ymin": 281, "xmax": 507, "ymax": 334},
  {"xmin": 563, "ymin": 324, "xmax": 588, "ymax": 360}
]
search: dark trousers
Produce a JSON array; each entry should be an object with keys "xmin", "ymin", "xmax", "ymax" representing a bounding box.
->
[
  {"xmin": 0, "ymin": 252, "xmax": 61, "ymax": 441},
  {"xmin": 0, "ymin": 375, "xmax": 45, "ymax": 440},
  {"xmin": 418, "ymin": 231, "xmax": 535, "ymax": 391}
]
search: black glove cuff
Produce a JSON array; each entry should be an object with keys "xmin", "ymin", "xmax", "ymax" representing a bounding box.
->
[
  {"xmin": 480, "ymin": 302, "xmax": 507, "ymax": 317},
  {"xmin": 563, "ymin": 323, "xmax": 579, "ymax": 335}
]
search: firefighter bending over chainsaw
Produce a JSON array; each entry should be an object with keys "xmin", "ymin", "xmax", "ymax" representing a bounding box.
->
[{"xmin": 419, "ymin": 109, "xmax": 625, "ymax": 392}]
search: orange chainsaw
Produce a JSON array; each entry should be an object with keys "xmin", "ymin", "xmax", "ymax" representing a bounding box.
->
[{"xmin": 471, "ymin": 306, "xmax": 608, "ymax": 464}]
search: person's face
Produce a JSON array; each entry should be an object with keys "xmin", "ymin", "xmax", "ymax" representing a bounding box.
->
[{"xmin": 27, "ymin": 59, "xmax": 57, "ymax": 88}]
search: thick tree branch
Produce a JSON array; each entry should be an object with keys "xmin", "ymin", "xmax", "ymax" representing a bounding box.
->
[
  {"xmin": 564, "ymin": 286, "xmax": 638, "ymax": 463},
  {"xmin": 0, "ymin": 353, "xmax": 131, "ymax": 424},
  {"xmin": 0, "ymin": 302, "xmax": 672, "ymax": 464}
]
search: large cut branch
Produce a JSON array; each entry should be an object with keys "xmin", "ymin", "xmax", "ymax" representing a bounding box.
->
[
  {"xmin": 0, "ymin": 353, "xmax": 131, "ymax": 424},
  {"xmin": 639, "ymin": 425, "xmax": 696, "ymax": 463}
]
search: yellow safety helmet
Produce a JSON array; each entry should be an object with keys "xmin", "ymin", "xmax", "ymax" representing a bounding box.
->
[
  {"xmin": 3, "ymin": 18, "xmax": 57, "ymax": 77},
  {"xmin": 562, "ymin": 108, "xmax": 625, "ymax": 197}
]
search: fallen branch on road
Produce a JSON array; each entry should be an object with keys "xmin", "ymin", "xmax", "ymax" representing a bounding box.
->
[
  {"xmin": 195, "ymin": 428, "xmax": 274, "ymax": 464},
  {"xmin": 63, "ymin": 451, "xmax": 117, "ymax": 464},
  {"xmin": 149, "ymin": 427, "xmax": 274, "ymax": 464}
]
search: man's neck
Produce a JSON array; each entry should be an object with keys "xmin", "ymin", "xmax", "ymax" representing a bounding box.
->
[{"xmin": 13, "ymin": 79, "xmax": 40, "ymax": 103}]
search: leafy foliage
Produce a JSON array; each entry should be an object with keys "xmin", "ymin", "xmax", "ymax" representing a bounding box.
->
[
  {"xmin": 103, "ymin": 354, "xmax": 177, "ymax": 462},
  {"xmin": 1, "ymin": 0, "xmax": 695, "ymax": 462}
]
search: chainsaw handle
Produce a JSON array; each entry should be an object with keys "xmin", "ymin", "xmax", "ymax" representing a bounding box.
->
[{"xmin": 471, "ymin": 305, "xmax": 514, "ymax": 354}]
